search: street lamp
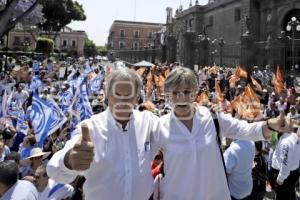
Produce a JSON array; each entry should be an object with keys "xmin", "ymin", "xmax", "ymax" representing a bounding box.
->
[{"xmin": 286, "ymin": 16, "xmax": 300, "ymax": 69}]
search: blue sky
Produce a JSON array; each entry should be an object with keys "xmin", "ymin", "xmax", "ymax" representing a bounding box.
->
[{"xmin": 69, "ymin": 0, "xmax": 208, "ymax": 46}]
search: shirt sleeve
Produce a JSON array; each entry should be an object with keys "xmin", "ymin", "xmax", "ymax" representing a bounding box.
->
[
  {"xmin": 46, "ymin": 132, "xmax": 81, "ymax": 184},
  {"xmin": 216, "ymin": 112, "xmax": 265, "ymax": 141},
  {"xmin": 276, "ymin": 143, "xmax": 291, "ymax": 183}
]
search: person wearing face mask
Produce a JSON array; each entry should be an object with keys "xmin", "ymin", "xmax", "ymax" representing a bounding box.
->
[
  {"xmin": 151, "ymin": 66, "xmax": 297, "ymax": 200},
  {"xmin": 47, "ymin": 68, "xmax": 159, "ymax": 200}
]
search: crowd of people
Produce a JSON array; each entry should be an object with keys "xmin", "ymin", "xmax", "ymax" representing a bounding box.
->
[{"xmin": 0, "ymin": 55, "xmax": 299, "ymax": 200}]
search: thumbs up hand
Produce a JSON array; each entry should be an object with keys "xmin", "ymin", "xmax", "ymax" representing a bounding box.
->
[{"xmin": 64, "ymin": 122, "xmax": 95, "ymax": 171}]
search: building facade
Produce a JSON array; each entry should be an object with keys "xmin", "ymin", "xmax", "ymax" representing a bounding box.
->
[
  {"xmin": 107, "ymin": 20, "xmax": 165, "ymax": 63},
  {"xmin": 107, "ymin": 20, "xmax": 163, "ymax": 50},
  {"xmin": 0, "ymin": 26, "xmax": 87, "ymax": 57},
  {"xmin": 164, "ymin": 0, "xmax": 300, "ymax": 72}
]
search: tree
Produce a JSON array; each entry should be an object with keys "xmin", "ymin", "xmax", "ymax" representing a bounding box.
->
[
  {"xmin": 84, "ymin": 39, "xmax": 97, "ymax": 57},
  {"xmin": 96, "ymin": 46, "xmax": 108, "ymax": 56},
  {"xmin": 40, "ymin": 0, "xmax": 86, "ymax": 33},
  {"xmin": 0, "ymin": 0, "xmax": 44, "ymax": 38},
  {"xmin": 35, "ymin": 37, "xmax": 53, "ymax": 55}
]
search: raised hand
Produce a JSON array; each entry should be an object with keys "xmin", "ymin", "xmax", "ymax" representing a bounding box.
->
[{"xmin": 64, "ymin": 123, "xmax": 94, "ymax": 171}]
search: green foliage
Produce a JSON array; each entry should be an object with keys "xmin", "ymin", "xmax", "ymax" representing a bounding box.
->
[
  {"xmin": 96, "ymin": 46, "xmax": 108, "ymax": 56},
  {"xmin": 35, "ymin": 37, "xmax": 54, "ymax": 55},
  {"xmin": 84, "ymin": 39, "xmax": 97, "ymax": 57},
  {"xmin": 40, "ymin": 0, "xmax": 86, "ymax": 32}
]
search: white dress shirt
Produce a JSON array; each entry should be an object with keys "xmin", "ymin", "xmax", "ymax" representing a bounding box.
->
[
  {"xmin": 152, "ymin": 106, "xmax": 265, "ymax": 200},
  {"xmin": 272, "ymin": 132, "xmax": 300, "ymax": 183},
  {"xmin": 38, "ymin": 179, "xmax": 73, "ymax": 200},
  {"xmin": 47, "ymin": 109, "xmax": 158, "ymax": 200}
]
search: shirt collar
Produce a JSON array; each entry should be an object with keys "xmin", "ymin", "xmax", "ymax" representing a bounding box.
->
[{"xmin": 106, "ymin": 108, "xmax": 134, "ymax": 132}]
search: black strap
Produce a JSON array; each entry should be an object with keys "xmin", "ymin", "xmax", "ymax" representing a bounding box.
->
[{"xmin": 212, "ymin": 116, "xmax": 229, "ymax": 185}]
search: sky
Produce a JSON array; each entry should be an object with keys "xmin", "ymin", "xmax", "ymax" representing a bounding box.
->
[{"xmin": 69, "ymin": 0, "xmax": 209, "ymax": 46}]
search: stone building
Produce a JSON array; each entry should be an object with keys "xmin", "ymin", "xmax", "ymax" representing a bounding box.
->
[
  {"xmin": 165, "ymin": 0, "xmax": 300, "ymax": 72},
  {"xmin": 107, "ymin": 20, "xmax": 163, "ymax": 50},
  {"xmin": 107, "ymin": 20, "xmax": 165, "ymax": 63}
]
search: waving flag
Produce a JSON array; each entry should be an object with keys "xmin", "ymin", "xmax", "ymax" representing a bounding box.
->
[
  {"xmin": 58, "ymin": 88, "xmax": 74, "ymax": 113},
  {"xmin": 145, "ymin": 70, "xmax": 153, "ymax": 100},
  {"xmin": 276, "ymin": 65, "xmax": 283, "ymax": 82},
  {"xmin": 30, "ymin": 75, "xmax": 43, "ymax": 92},
  {"xmin": 250, "ymin": 76, "xmax": 262, "ymax": 92},
  {"xmin": 215, "ymin": 81, "xmax": 224, "ymax": 103},
  {"xmin": 236, "ymin": 66, "xmax": 248, "ymax": 78},
  {"xmin": 136, "ymin": 67, "xmax": 146, "ymax": 77},
  {"xmin": 72, "ymin": 83, "xmax": 93, "ymax": 121},
  {"xmin": 195, "ymin": 91, "xmax": 210, "ymax": 105},
  {"xmin": 231, "ymin": 85, "xmax": 261, "ymax": 120},
  {"xmin": 29, "ymin": 94, "xmax": 66, "ymax": 147},
  {"xmin": 88, "ymin": 72, "xmax": 103, "ymax": 93},
  {"xmin": 272, "ymin": 73, "xmax": 284, "ymax": 94}
]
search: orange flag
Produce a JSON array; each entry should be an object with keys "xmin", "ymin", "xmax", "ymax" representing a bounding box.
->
[
  {"xmin": 215, "ymin": 81, "xmax": 224, "ymax": 103},
  {"xmin": 236, "ymin": 65, "xmax": 248, "ymax": 78},
  {"xmin": 231, "ymin": 85, "xmax": 261, "ymax": 120},
  {"xmin": 231, "ymin": 95, "xmax": 247, "ymax": 117},
  {"xmin": 229, "ymin": 65, "xmax": 247, "ymax": 87},
  {"xmin": 250, "ymin": 76, "xmax": 262, "ymax": 92},
  {"xmin": 195, "ymin": 91, "xmax": 210, "ymax": 105},
  {"xmin": 136, "ymin": 67, "xmax": 146, "ymax": 76},
  {"xmin": 209, "ymin": 65, "xmax": 218, "ymax": 74},
  {"xmin": 145, "ymin": 70, "xmax": 153, "ymax": 99},
  {"xmin": 164, "ymin": 68, "xmax": 170, "ymax": 78},
  {"xmin": 242, "ymin": 85, "xmax": 261, "ymax": 120},
  {"xmin": 272, "ymin": 73, "xmax": 284, "ymax": 94},
  {"xmin": 276, "ymin": 65, "xmax": 283, "ymax": 82},
  {"xmin": 229, "ymin": 74, "xmax": 239, "ymax": 87},
  {"xmin": 153, "ymin": 73, "xmax": 165, "ymax": 98}
]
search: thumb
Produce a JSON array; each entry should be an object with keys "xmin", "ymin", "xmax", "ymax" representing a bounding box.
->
[{"xmin": 81, "ymin": 122, "xmax": 91, "ymax": 143}]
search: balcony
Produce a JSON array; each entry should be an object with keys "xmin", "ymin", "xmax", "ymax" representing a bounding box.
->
[{"xmin": 60, "ymin": 45, "xmax": 78, "ymax": 50}]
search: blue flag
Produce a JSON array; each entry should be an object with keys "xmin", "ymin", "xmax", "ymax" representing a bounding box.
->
[
  {"xmin": 28, "ymin": 95, "xmax": 66, "ymax": 147},
  {"xmin": 89, "ymin": 74, "xmax": 103, "ymax": 92},
  {"xmin": 30, "ymin": 75, "xmax": 43, "ymax": 92}
]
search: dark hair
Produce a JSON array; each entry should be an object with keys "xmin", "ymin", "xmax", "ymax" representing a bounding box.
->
[
  {"xmin": 4, "ymin": 152, "xmax": 21, "ymax": 164},
  {"xmin": 255, "ymin": 141, "xmax": 263, "ymax": 152},
  {"xmin": 0, "ymin": 160, "xmax": 19, "ymax": 188}
]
